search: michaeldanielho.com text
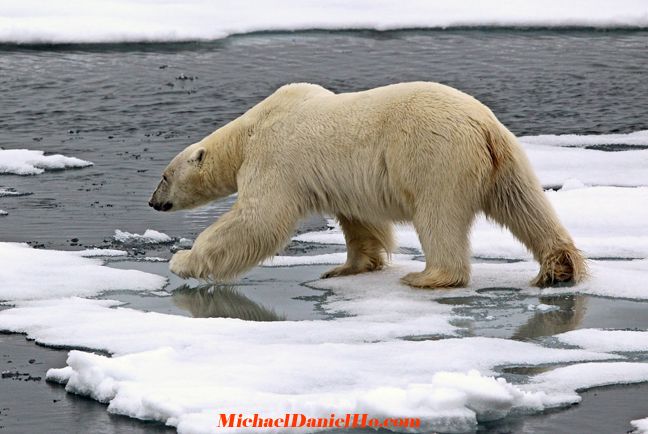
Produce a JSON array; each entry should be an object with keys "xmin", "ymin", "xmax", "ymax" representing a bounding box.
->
[{"xmin": 218, "ymin": 413, "xmax": 422, "ymax": 429}]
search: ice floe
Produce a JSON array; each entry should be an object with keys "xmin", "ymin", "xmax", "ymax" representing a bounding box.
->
[
  {"xmin": 520, "ymin": 130, "xmax": 648, "ymax": 148},
  {"xmin": 519, "ymin": 128, "xmax": 648, "ymax": 190},
  {"xmin": 0, "ymin": 242, "xmax": 166, "ymax": 301},
  {"xmin": 526, "ymin": 303, "xmax": 560, "ymax": 313},
  {"xmin": 1, "ymin": 0, "xmax": 646, "ymax": 44},
  {"xmin": 529, "ymin": 362, "xmax": 648, "ymax": 392},
  {"xmin": 525, "ymin": 144, "xmax": 648, "ymax": 187},
  {"xmin": 140, "ymin": 256, "xmax": 168, "ymax": 262},
  {"xmin": 262, "ymin": 252, "xmax": 414, "ymax": 267},
  {"xmin": 113, "ymin": 229, "xmax": 173, "ymax": 244},
  {"xmin": 309, "ymin": 258, "xmax": 648, "ymax": 301},
  {"xmin": 0, "ymin": 297, "xmax": 618, "ymax": 433},
  {"xmin": 0, "ymin": 209, "xmax": 7, "ymax": 216},
  {"xmin": 0, "ymin": 252, "xmax": 647, "ymax": 431},
  {"xmin": 0, "ymin": 148, "xmax": 92, "ymax": 175},
  {"xmin": 296, "ymin": 187, "xmax": 648, "ymax": 260},
  {"xmin": 0, "ymin": 187, "xmax": 31, "ymax": 197},
  {"xmin": 75, "ymin": 248, "xmax": 128, "ymax": 257},
  {"xmin": 632, "ymin": 417, "xmax": 648, "ymax": 433},
  {"xmin": 555, "ymin": 329, "xmax": 648, "ymax": 353}
]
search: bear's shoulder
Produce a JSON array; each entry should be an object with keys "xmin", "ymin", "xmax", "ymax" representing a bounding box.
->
[{"xmin": 272, "ymin": 83, "xmax": 333, "ymax": 100}]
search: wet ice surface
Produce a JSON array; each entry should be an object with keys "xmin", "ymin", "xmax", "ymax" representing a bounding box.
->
[
  {"xmin": 0, "ymin": 242, "xmax": 165, "ymax": 300},
  {"xmin": 2, "ymin": 247, "xmax": 648, "ymax": 433},
  {"xmin": 1, "ymin": 30, "xmax": 648, "ymax": 433}
]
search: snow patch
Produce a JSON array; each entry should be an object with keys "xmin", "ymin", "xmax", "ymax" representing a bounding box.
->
[
  {"xmin": 520, "ymin": 130, "xmax": 648, "ymax": 148},
  {"xmin": 1, "ymin": 0, "xmax": 647, "ymax": 44},
  {"xmin": 560, "ymin": 178, "xmax": 586, "ymax": 191},
  {"xmin": 296, "ymin": 187, "xmax": 648, "ymax": 260},
  {"xmin": 0, "ymin": 296, "xmax": 615, "ymax": 433},
  {"xmin": 529, "ymin": 362, "xmax": 648, "ymax": 392},
  {"xmin": 113, "ymin": 229, "xmax": 173, "ymax": 244},
  {"xmin": 526, "ymin": 303, "xmax": 560, "ymax": 313},
  {"xmin": 177, "ymin": 237, "xmax": 193, "ymax": 247},
  {"xmin": 632, "ymin": 417, "xmax": 648, "ymax": 433},
  {"xmin": 524, "ymin": 144, "xmax": 648, "ymax": 187},
  {"xmin": 555, "ymin": 329, "xmax": 648, "ymax": 353},
  {"xmin": 0, "ymin": 242, "xmax": 166, "ymax": 301},
  {"xmin": 0, "ymin": 149, "xmax": 92, "ymax": 175},
  {"xmin": 262, "ymin": 252, "xmax": 414, "ymax": 267},
  {"xmin": 75, "ymin": 248, "xmax": 128, "ymax": 257},
  {"xmin": 140, "ymin": 256, "xmax": 167, "ymax": 262},
  {"xmin": 0, "ymin": 187, "xmax": 31, "ymax": 197},
  {"xmin": 309, "ymin": 258, "xmax": 648, "ymax": 301}
]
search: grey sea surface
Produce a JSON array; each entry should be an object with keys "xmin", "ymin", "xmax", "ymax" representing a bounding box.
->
[
  {"xmin": 1, "ymin": 30, "xmax": 648, "ymax": 246},
  {"xmin": 1, "ymin": 29, "xmax": 648, "ymax": 434}
]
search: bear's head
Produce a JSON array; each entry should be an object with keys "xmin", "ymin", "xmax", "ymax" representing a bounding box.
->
[{"xmin": 149, "ymin": 144, "xmax": 213, "ymax": 212}]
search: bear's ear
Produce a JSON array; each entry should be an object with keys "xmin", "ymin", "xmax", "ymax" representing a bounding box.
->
[{"xmin": 188, "ymin": 147, "xmax": 206, "ymax": 166}]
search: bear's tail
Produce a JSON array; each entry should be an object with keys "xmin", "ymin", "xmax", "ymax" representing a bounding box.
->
[{"xmin": 481, "ymin": 123, "xmax": 588, "ymax": 287}]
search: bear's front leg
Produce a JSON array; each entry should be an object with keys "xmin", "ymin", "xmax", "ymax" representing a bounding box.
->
[
  {"xmin": 169, "ymin": 249, "xmax": 194, "ymax": 279},
  {"xmin": 171, "ymin": 195, "xmax": 300, "ymax": 282}
]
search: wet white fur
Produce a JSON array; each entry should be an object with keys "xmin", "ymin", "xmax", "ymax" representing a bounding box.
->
[{"xmin": 153, "ymin": 82, "xmax": 586, "ymax": 288}]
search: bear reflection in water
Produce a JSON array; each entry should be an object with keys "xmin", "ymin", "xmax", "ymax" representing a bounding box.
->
[
  {"xmin": 172, "ymin": 285, "xmax": 284, "ymax": 321},
  {"xmin": 513, "ymin": 295, "xmax": 587, "ymax": 341}
]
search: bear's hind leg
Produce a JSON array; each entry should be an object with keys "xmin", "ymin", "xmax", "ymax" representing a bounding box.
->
[
  {"xmin": 401, "ymin": 208, "xmax": 473, "ymax": 288},
  {"xmin": 321, "ymin": 216, "xmax": 394, "ymax": 278}
]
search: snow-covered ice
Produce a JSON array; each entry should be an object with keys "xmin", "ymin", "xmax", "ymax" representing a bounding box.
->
[
  {"xmin": 520, "ymin": 130, "xmax": 648, "ymax": 148},
  {"xmin": 529, "ymin": 362, "xmax": 648, "ymax": 392},
  {"xmin": 262, "ymin": 252, "xmax": 414, "ymax": 267},
  {"xmin": 296, "ymin": 186, "xmax": 648, "ymax": 260},
  {"xmin": 526, "ymin": 303, "xmax": 560, "ymax": 313},
  {"xmin": 0, "ymin": 209, "xmax": 7, "ymax": 216},
  {"xmin": 1, "ymin": 0, "xmax": 646, "ymax": 44},
  {"xmin": 1, "ymin": 249, "xmax": 647, "ymax": 432},
  {"xmin": 555, "ymin": 329, "xmax": 648, "ymax": 353},
  {"xmin": 517, "ymin": 129, "xmax": 648, "ymax": 188},
  {"xmin": 632, "ymin": 417, "xmax": 648, "ymax": 434},
  {"xmin": 0, "ymin": 148, "xmax": 93, "ymax": 175},
  {"xmin": 309, "ymin": 258, "xmax": 648, "ymax": 301},
  {"xmin": 0, "ymin": 242, "xmax": 165, "ymax": 301},
  {"xmin": 75, "ymin": 248, "xmax": 128, "ymax": 257},
  {"xmin": 113, "ymin": 229, "xmax": 173, "ymax": 244},
  {"xmin": 0, "ymin": 297, "xmax": 618, "ymax": 433},
  {"xmin": 139, "ymin": 256, "xmax": 168, "ymax": 262},
  {"xmin": 524, "ymin": 144, "xmax": 648, "ymax": 187},
  {"xmin": 0, "ymin": 187, "xmax": 31, "ymax": 197},
  {"xmin": 1, "ymin": 253, "xmax": 647, "ymax": 430}
]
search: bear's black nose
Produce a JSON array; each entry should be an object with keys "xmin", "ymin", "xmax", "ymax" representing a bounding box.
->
[{"xmin": 149, "ymin": 200, "xmax": 165, "ymax": 211}]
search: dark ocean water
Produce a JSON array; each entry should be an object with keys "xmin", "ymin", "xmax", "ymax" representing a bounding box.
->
[{"xmin": 1, "ymin": 29, "xmax": 647, "ymax": 247}]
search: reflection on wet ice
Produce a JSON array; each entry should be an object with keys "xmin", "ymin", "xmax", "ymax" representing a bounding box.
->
[
  {"xmin": 172, "ymin": 284, "xmax": 284, "ymax": 321},
  {"xmin": 513, "ymin": 295, "xmax": 587, "ymax": 341}
]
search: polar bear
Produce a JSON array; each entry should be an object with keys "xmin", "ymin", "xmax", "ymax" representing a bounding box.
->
[{"xmin": 149, "ymin": 82, "xmax": 586, "ymax": 288}]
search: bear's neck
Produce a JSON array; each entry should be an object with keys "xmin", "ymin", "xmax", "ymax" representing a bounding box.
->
[{"xmin": 203, "ymin": 124, "xmax": 245, "ymax": 197}]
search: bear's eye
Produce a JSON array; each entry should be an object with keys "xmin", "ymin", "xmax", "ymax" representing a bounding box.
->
[{"xmin": 162, "ymin": 175, "xmax": 168, "ymax": 183}]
